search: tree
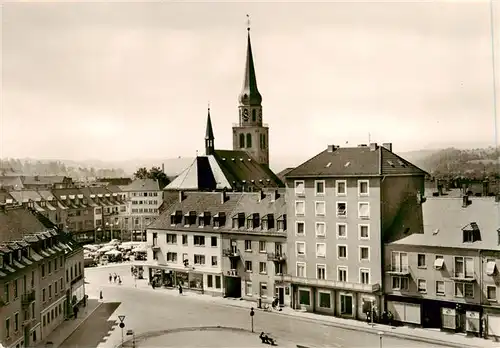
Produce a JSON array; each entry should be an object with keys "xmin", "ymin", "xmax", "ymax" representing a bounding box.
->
[
  {"xmin": 133, "ymin": 167, "xmax": 149, "ymax": 179},
  {"xmin": 133, "ymin": 166, "xmax": 171, "ymax": 189}
]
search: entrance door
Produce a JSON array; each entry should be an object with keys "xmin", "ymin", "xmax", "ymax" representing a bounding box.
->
[
  {"xmin": 340, "ymin": 294, "xmax": 353, "ymax": 316},
  {"xmin": 278, "ymin": 287, "xmax": 285, "ymax": 306}
]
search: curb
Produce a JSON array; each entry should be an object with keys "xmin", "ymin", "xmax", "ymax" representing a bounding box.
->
[
  {"xmin": 54, "ymin": 302, "xmax": 103, "ymax": 348},
  {"xmin": 214, "ymin": 301, "xmax": 485, "ymax": 348}
]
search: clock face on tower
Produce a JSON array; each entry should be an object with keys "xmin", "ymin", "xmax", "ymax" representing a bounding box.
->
[
  {"xmin": 243, "ymin": 108, "xmax": 249, "ymax": 122},
  {"xmin": 258, "ymin": 109, "xmax": 262, "ymax": 123}
]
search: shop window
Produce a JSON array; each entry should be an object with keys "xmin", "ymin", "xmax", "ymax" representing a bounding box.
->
[
  {"xmin": 318, "ymin": 292, "xmax": 331, "ymax": 308},
  {"xmin": 299, "ymin": 289, "xmax": 310, "ymax": 306}
]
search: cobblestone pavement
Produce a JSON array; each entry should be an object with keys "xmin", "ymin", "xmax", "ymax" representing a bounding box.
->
[{"xmin": 84, "ymin": 264, "xmax": 462, "ymax": 348}]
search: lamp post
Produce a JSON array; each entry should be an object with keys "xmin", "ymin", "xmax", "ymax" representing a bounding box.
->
[{"xmin": 378, "ymin": 331, "xmax": 384, "ymax": 348}]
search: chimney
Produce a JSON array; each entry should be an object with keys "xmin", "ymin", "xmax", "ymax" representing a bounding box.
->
[
  {"xmin": 178, "ymin": 190, "xmax": 184, "ymax": 203},
  {"xmin": 382, "ymin": 143, "xmax": 393, "ymax": 152},
  {"xmin": 221, "ymin": 190, "xmax": 227, "ymax": 204},
  {"xmin": 369, "ymin": 143, "xmax": 378, "ymax": 151},
  {"xmin": 327, "ymin": 145, "xmax": 336, "ymax": 152}
]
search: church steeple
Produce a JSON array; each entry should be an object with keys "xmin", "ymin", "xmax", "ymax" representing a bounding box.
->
[
  {"xmin": 238, "ymin": 18, "xmax": 262, "ymax": 106},
  {"xmin": 205, "ymin": 105, "xmax": 215, "ymax": 156},
  {"xmin": 233, "ymin": 16, "xmax": 269, "ymax": 167}
]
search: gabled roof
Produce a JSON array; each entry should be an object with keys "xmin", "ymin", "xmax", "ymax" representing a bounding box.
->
[
  {"xmin": 166, "ymin": 156, "xmax": 230, "ymax": 191},
  {"xmin": 276, "ymin": 167, "xmax": 294, "ymax": 182},
  {"xmin": 389, "ymin": 196, "xmax": 500, "ymax": 250},
  {"xmin": 213, "ymin": 150, "xmax": 283, "ymax": 189},
  {"xmin": 21, "ymin": 176, "xmax": 68, "ymax": 185},
  {"xmin": 286, "ymin": 144, "xmax": 427, "ymax": 178},
  {"xmin": 0, "ymin": 176, "xmax": 24, "ymax": 190},
  {"xmin": 123, "ymin": 179, "xmax": 160, "ymax": 192},
  {"xmin": 0, "ymin": 206, "xmax": 53, "ymax": 242},
  {"xmin": 9, "ymin": 190, "xmax": 43, "ymax": 204}
]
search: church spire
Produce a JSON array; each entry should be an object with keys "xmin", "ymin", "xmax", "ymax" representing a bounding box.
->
[
  {"xmin": 205, "ymin": 104, "xmax": 215, "ymax": 155},
  {"xmin": 238, "ymin": 15, "xmax": 262, "ymax": 106}
]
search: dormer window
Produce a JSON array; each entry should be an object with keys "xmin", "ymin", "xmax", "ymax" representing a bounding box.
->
[
  {"xmin": 462, "ymin": 222, "xmax": 481, "ymax": 243},
  {"xmin": 17, "ymin": 250, "xmax": 21, "ymax": 261},
  {"xmin": 252, "ymin": 213, "xmax": 260, "ymax": 229},
  {"xmin": 0, "ymin": 255, "xmax": 3, "ymax": 268},
  {"xmin": 277, "ymin": 214, "xmax": 287, "ymax": 231},
  {"xmin": 262, "ymin": 214, "xmax": 274, "ymax": 230},
  {"xmin": 232, "ymin": 213, "xmax": 245, "ymax": 229},
  {"xmin": 213, "ymin": 212, "xmax": 226, "ymax": 228},
  {"xmin": 184, "ymin": 211, "xmax": 197, "ymax": 225},
  {"xmin": 203, "ymin": 212, "xmax": 211, "ymax": 226}
]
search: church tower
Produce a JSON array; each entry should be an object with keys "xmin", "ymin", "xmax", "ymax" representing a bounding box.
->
[
  {"xmin": 205, "ymin": 105, "xmax": 215, "ymax": 156},
  {"xmin": 232, "ymin": 21, "xmax": 269, "ymax": 166}
]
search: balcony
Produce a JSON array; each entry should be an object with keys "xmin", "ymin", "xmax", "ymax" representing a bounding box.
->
[
  {"xmin": 385, "ymin": 265, "xmax": 411, "ymax": 276},
  {"xmin": 226, "ymin": 269, "xmax": 239, "ymax": 277},
  {"xmin": 282, "ymin": 275, "xmax": 380, "ymax": 293},
  {"xmin": 21, "ymin": 290, "xmax": 35, "ymax": 307},
  {"xmin": 267, "ymin": 252, "xmax": 287, "ymax": 263},
  {"xmin": 223, "ymin": 248, "xmax": 240, "ymax": 259}
]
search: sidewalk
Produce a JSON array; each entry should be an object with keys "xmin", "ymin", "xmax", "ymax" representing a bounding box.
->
[
  {"xmin": 37, "ymin": 299, "xmax": 102, "ymax": 348},
  {"xmin": 91, "ymin": 265, "xmax": 500, "ymax": 348}
]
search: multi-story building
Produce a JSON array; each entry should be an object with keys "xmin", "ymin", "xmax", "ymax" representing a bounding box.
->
[
  {"xmin": 51, "ymin": 188, "xmax": 94, "ymax": 243},
  {"xmin": 0, "ymin": 203, "xmax": 82, "ymax": 348},
  {"xmin": 165, "ymin": 26, "xmax": 283, "ymax": 192},
  {"xmin": 122, "ymin": 179, "xmax": 162, "ymax": 241},
  {"xmin": 221, "ymin": 190, "xmax": 287, "ymax": 306},
  {"xmin": 384, "ymin": 194, "xmax": 500, "ymax": 339},
  {"xmin": 86, "ymin": 186, "xmax": 127, "ymax": 241},
  {"xmin": 145, "ymin": 190, "xmax": 287, "ymax": 301},
  {"xmin": 283, "ymin": 143, "xmax": 427, "ymax": 320}
]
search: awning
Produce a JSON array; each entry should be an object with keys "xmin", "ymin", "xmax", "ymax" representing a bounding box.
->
[
  {"xmin": 22, "ymin": 256, "xmax": 33, "ymax": 265},
  {"xmin": 486, "ymin": 261, "xmax": 497, "ymax": 276},
  {"xmin": 31, "ymin": 251, "xmax": 43, "ymax": 261},
  {"xmin": 434, "ymin": 258, "xmax": 444, "ymax": 269},
  {"xmin": 39, "ymin": 250, "xmax": 50, "ymax": 257},
  {"xmin": 13, "ymin": 260, "xmax": 25, "ymax": 269},
  {"xmin": 34, "ymin": 202, "xmax": 45, "ymax": 212}
]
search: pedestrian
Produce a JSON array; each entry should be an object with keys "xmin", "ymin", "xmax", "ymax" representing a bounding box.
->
[
  {"xmin": 178, "ymin": 284, "xmax": 183, "ymax": 295},
  {"xmin": 83, "ymin": 294, "xmax": 87, "ymax": 307},
  {"xmin": 131, "ymin": 266, "xmax": 134, "ymax": 275},
  {"xmin": 118, "ymin": 276, "xmax": 122, "ymax": 285},
  {"xmin": 73, "ymin": 306, "xmax": 79, "ymax": 319},
  {"xmin": 113, "ymin": 273, "xmax": 117, "ymax": 283},
  {"xmin": 109, "ymin": 273, "xmax": 112, "ymax": 283},
  {"xmin": 100, "ymin": 290, "xmax": 103, "ymax": 301}
]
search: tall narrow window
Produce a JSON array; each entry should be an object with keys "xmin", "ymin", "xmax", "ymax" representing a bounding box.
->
[
  {"xmin": 246, "ymin": 133, "xmax": 252, "ymax": 148},
  {"xmin": 239, "ymin": 133, "xmax": 245, "ymax": 148}
]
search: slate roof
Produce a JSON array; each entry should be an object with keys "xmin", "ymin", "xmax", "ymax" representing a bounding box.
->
[
  {"xmin": 286, "ymin": 144, "xmax": 427, "ymax": 178},
  {"xmin": 165, "ymin": 151, "xmax": 284, "ymax": 191},
  {"xmin": 389, "ymin": 196, "xmax": 500, "ymax": 250},
  {"xmin": 123, "ymin": 179, "xmax": 160, "ymax": 192},
  {"xmin": 0, "ymin": 176, "xmax": 24, "ymax": 190},
  {"xmin": 9, "ymin": 190, "xmax": 43, "ymax": 203},
  {"xmin": 0, "ymin": 206, "xmax": 53, "ymax": 242},
  {"xmin": 149, "ymin": 190, "xmax": 286, "ymax": 234}
]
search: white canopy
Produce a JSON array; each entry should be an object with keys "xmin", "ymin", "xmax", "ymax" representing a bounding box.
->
[
  {"xmin": 84, "ymin": 245, "xmax": 99, "ymax": 251},
  {"xmin": 98, "ymin": 245, "xmax": 115, "ymax": 253},
  {"xmin": 105, "ymin": 249, "xmax": 122, "ymax": 256}
]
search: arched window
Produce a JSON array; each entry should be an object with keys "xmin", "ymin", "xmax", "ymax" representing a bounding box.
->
[
  {"xmin": 246, "ymin": 133, "xmax": 252, "ymax": 148},
  {"xmin": 239, "ymin": 133, "xmax": 245, "ymax": 148},
  {"xmin": 252, "ymin": 109, "xmax": 256, "ymax": 122}
]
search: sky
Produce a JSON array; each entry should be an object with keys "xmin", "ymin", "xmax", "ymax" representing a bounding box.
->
[{"xmin": 1, "ymin": 0, "xmax": 500, "ymax": 169}]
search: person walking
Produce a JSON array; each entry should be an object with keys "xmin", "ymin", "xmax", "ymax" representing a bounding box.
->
[
  {"xmin": 113, "ymin": 273, "xmax": 117, "ymax": 283},
  {"xmin": 118, "ymin": 276, "xmax": 122, "ymax": 285},
  {"xmin": 178, "ymin": 284, "xmax": 183, "ymax": 295},
  {"xmin": 109, "ymin": 273, "xmax": 112, "ymax": 283}
]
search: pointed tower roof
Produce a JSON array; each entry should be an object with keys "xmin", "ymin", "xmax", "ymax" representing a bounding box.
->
[
  {"xmin": 205, "ymin": 106, "xmax": 214, "ymax": 140},
  {"xmin": 238, "ymin": 24, "xmax": 262, "ymax": 106}
]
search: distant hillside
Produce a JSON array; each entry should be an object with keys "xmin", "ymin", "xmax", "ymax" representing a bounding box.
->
[{"xmin": 401, "ymin": 147, "xmax": 500, "ymax": 178}]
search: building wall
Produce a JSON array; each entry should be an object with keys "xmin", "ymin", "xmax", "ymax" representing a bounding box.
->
[
  {"xmin": 39, "ymin": 254, "xmax": 66, "ymax": 340},
  {"xmin": 384, "ymin": 244, "xmax": 482, "ymax": 305},
  {"xmin": 285, "ymin": 177, "xmax": 382, "ymax": 286},
  {"xmin": 125, "ymin": 190, "xmax": 162, "ymax": 240},
  {"xmin": 221, "ymin": 233, "xmax": 286, "ymax": 302},
  {"xmin": 481, "ymin": 250, "xmax": 500, "ymax": 307},
  {"xmin": 147, "ymin": 228, "xmax": 223, "ymax": 295},
  {"xmin": 380, "ymin": 175, "xmax": 425, "ymax": 242}
]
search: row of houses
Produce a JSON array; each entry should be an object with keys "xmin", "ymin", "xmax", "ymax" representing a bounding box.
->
[
  {"xmin": 0, "ymin": 201, "xmax": 84, "ymax": 348},
  {"xmin": 146, "ymin": 142, "xmax": 500, "ymax": 340},
  {"xmin": 0, "ymin": 178, "xmax": 164, "ymax": 243}
]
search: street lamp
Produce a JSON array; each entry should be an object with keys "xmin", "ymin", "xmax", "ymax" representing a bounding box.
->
[{"xmin": 378, "ymin": 331, "xmax": 384, "ymax": 348}]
